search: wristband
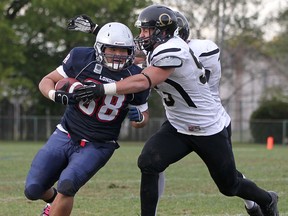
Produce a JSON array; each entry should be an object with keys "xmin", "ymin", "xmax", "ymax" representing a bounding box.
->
[
  {"xmin": 103, "ymin": 83, "xmax": 117, "ymax": 95},
  {"xmin": 92, "ymin": 24, "xmax": 100, "ymax": 35},
  {"xmin": 48, "ymin": 90, "xmax": 56, "ymax": 101},
  {"xmin": 141, "ymin": 73, "xmax": 152, "ymax": 88}
]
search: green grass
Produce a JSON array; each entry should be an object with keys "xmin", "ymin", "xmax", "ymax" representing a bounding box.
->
[{"xmin": 0, "ymin": 141, "xmax": 287, "ymax": 216}]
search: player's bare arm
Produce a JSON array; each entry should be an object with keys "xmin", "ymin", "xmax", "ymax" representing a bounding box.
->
[
  {"xmin": 116, "ymin": 66, "xmax": 174, "ymax": 95},
  {"xmin": 75, "ymin": 66, "xmax": 174, "ymax": 101},
  {"xmin": 39, "ymin": 70, "xmax": 64, "ymax": 99}
]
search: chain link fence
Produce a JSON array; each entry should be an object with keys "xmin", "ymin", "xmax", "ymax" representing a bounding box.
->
[
  {"xmin": 0, "ymin": 115, "xmax": 164, "ymax": 142},
  {"xmin": 0, "ymin": 116, "xmax": 287, "ymax": 145}
]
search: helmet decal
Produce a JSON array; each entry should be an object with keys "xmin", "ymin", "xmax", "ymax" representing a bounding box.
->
[
  {"xmin": 177, "ymin": 17, "xmax": 185, "ymax": 30},
  {"xmin": 158, "ymin": 13, "xmax": 173, "ymax": 27}
]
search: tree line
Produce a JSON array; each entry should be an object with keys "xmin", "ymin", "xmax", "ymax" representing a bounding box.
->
[{"xmin": 0, "ymin": 0, "xmax": 287, "ymax": 120}]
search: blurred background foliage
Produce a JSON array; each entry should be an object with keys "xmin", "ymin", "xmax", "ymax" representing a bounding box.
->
[{"xmin": 0, "ymin": 0, "xmax": 287, "ymax": 119}]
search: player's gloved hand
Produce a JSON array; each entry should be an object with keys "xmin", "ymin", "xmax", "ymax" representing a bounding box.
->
[
  {"xmin": 67, "ymin": 14, "xmax": 97, "ymax": 33},
  {"xmin": 128, "ymin": 106, "xmax": 144, "ymax": 123},
  {"xmin": 74, "ymin": 83, "xmax": 105, "ymax": 101},
  {"xmin": 54, "ymin": 91, "xmax": 78, "ymax": 105}
]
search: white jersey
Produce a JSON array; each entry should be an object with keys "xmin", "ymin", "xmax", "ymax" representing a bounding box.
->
[
  {"xmin": 149, "ymin": 37, "xmax": 225, "ymax": 136},
  {"xmin": 188, "ymin": 39, "xmax": 231, "ymax": 127}
]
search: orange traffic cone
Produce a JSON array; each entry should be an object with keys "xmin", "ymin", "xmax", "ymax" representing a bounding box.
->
[{"xmin": 266, "ymin": 136, "xmax": 274, "ymax": 150}]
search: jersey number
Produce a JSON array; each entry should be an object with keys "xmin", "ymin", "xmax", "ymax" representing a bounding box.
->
[
  {"xmin": 163, "ymin": 79, "xmax": 197, "ymax": 108},
  {"xmin": 78, "ymin": 95, "xmax": 125, "ymax": 122},
  {"xmin": 163, "ymin": 92, "xmax": 175, "ymax": 106}
]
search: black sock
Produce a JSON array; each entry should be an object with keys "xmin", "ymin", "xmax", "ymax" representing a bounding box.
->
[{"xmin": 44, "ymin": 187, "xmax": 57, "ymax": 203}]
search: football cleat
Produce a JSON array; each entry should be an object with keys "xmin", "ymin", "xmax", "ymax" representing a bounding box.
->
[
  {"xmin": 41, "ymin": 203, "xmax": 51, "ymax": 216},
  {"xmin": 245, "ymin": 203, "xmax": 263, "ymax": 216},
  {"xmin": 260, "ymin": 191, "xmax": 279, "ymax": 216}
]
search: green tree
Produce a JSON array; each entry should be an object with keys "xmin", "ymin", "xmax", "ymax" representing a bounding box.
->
[
  {"xmin": 0, "ymin": 0, "xmax": 151, "ymax": 116},
  {"xmin": 262, "ymin": 8, "xmax": 288, "ymax": 77}
]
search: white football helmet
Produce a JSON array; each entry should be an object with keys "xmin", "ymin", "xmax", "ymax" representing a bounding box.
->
[{"xmin": 94, "ymin": 22, "xmax": 135, "ymax": 71}]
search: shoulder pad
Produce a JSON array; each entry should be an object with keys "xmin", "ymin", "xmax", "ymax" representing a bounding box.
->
[{"xmin": 153, "ymin": 56, "xmax": 182, "ymax": 68}]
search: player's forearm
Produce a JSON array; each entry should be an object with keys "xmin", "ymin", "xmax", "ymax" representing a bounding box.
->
[
  {"xmin": 39, "ymin": 70, "xmax": 64, "ymax": 100},
  {"xmin": 39, "ymin": 77, "xmax": 56, "ymax": 99},
  {"xmin": 103, "ymin": 66, "xmax": 173, "ymax": 95},
  {"xmin": 116, "ymin": 75, "xmax": 150, "ymax": 94},
  {"xmin": 104, "ymin": 73, "xmax": 150, "ymax": 95}
]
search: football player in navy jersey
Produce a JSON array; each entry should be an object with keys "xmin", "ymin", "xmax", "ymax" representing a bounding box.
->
[
  {"xmin": 73, "ymin": 5, "xmax": 279, "ymax": 216},
  {"xmin": 24, "ymin": 22, "xmax": 150, "ymax": 216}
]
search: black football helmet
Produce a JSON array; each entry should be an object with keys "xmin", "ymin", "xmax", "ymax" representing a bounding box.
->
[
  {"xmin": 134, "ymin": 5, "xmax": 178, "ymax": 51},
  {"xmin": 174, "ymin": 11, "xmax": 190, "ymax": 42}
]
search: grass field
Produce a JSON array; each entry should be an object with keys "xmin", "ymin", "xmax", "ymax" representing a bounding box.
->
[{"xmin": 0, "ymin": 141, "xmax": 287, "ymax": 216}]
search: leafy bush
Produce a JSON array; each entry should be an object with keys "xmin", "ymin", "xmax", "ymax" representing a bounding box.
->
[{"xmin": 250, "ymin": 99, "xmax": 288, "ymax": 144}]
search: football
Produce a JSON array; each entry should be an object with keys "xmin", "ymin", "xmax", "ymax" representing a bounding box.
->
[{"xmin": 55, "ymin": 77, "xmax": 83, "ymax": 93}]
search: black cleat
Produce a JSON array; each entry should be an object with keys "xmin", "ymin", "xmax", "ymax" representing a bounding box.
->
[{"xmin": 260, "ymin": 191, "xmax": 279, "ymax": 216}]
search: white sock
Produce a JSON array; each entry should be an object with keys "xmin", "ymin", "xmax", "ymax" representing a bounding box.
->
[
  {"xmin": 158, "ymin": 172, "xmax": 165, "ymax": 197},
  {"xmin": 245, "ymin": 199, "xmax": 257, "ymax": 209},
  {"xmin": 155, "ymin": 172, "xmax": 166, "ymax": 216}
]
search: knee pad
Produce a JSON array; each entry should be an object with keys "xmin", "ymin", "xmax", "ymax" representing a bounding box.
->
[
  {"xmin": 24, "ymin": 184, "xmax": 44, "ymax": 200},
  {"xmin": 138, "ymin": 153, "xmax": 164, "ymax": 174},
  {"xmin": 138, "ymin": 153, "xmax": 153, "ymax": 170},
  {"xmin": 57, "ymin": 179, "xmax": 77, "ymax": 197},
  {"xmin": 218, "ymin": 182, "xmax": 239, "ymax": 197}
]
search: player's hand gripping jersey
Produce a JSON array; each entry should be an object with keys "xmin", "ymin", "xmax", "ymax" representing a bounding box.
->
[
  {"xmin": 56, "ymin": 47, "xmax": 149, "ymax": 142},
  {"xmin": 150, "ymin": 37, "xmax": 225, "ymax": 135}
]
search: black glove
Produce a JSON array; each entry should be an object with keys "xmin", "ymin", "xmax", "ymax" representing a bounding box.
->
[
  {"xmin": 67, "ymin": 14, "xmax": 96, "ymax": 33},
  {"xmin": 74, "ymin": 83, "xmax": 105, "ymax": 101},
  {"xmin": 128, "ymin": 106, "xmax": 144, "ymax": 123},
  {"xmin": 54, "ymin": 91, "xmax": 78, "ymax": 105}
]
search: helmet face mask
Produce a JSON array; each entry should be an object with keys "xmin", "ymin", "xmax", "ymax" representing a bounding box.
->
[
  {"xmin": 94, "ymin": 22, "xmax": 135, "ymax": 71},
  {"xmin": 134, "ymin": 28, "xmax": 158, "ymax": 51},
  {"xmin": 102, "ymin": 47, "xmax": 131, "ymax": 71},
  {"xmin": 134, "ymin": 5, "xmax": 177, "ymax": 51}
]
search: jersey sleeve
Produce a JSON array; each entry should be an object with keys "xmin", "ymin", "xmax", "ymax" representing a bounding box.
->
[
  {"xmin": 61, "ymin": 47, "xmax": 95, "ymax": 78},
  {"xmin": 188, "ymin": 40, "xmax": 220, "ymax": 72},
  {"xmin": 149, "ymin": 38, "xmax": 189, "ymax": 68}
]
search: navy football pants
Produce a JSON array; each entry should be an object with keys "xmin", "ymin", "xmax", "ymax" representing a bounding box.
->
[{"xmin": 25, "ymin": 129, "xmax": 117, "ymax": 199}]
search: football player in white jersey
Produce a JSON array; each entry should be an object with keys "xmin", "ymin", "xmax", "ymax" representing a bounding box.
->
[
  {"xmin": 174, "ymin": 11, "xmax": 264, "ymax": 215},
  {"xmin": 70, "ymin": 6, "xmax": 278, "ymax": 216}
]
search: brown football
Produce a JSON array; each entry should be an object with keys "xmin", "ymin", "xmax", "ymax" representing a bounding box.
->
[{"xmin": 55, "ymin": 78, "xmax": 83, "ymax": 93}]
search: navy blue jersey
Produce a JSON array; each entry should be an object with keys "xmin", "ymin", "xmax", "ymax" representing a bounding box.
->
[{"xmin": 57, "ymin": 47, "xmax": 150, "ymax": 142}]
